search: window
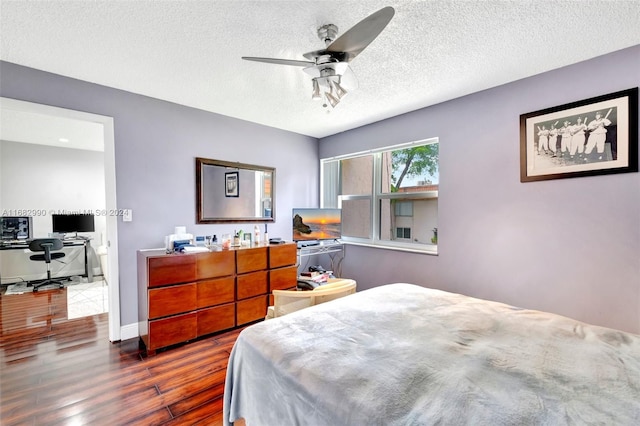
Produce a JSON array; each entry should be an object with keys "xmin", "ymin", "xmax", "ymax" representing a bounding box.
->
[
  {"xmin": 395, "ymin": 201, "xmax": 413, "ymax": 216},
  {"xmin": 321, "ymin": 138, "xmax": 438, "ymax": 253},
  {"xmin": 396, "ymin": 227, "xmax": 411, "ymax": 239}
]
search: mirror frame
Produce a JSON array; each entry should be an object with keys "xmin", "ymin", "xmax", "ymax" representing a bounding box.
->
[{"xmin": 196, "ymin": 157, "xmax": 275, "ymax": 223}]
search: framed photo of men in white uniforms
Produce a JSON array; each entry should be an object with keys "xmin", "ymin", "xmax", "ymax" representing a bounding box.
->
[
  {"xmin": 225, "ymin": 171, "xmax": 239, "ymax": 197},
  {"xmin": 520, "ymin": 87, "xmax": 638, "ymax": 182}
]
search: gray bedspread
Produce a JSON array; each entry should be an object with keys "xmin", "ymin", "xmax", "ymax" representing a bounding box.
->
[{"xmin": 223, "ymin": 283, "xmax": 640, "ymax": 425}]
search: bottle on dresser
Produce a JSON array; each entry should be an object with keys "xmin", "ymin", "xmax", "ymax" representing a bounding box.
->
[{"xmin": 254, "ymin": 225, "xmax": 260, "ymax": 245}]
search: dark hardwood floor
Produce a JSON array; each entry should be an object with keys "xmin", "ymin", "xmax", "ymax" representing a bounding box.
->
[{"xmin": 0, "ymin": 287, "xmax": 243, "ymax": 425}]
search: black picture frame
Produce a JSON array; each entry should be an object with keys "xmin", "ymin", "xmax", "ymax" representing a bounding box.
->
[
  {"xmin": 520, "ymin": 87, "xmax": 638, "ymax": 182},
  {"xmin": 225, "ymin": 171, "xmax": 239, "ymax": 197}
]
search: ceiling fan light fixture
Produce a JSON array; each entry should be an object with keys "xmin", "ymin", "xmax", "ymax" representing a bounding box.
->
[
  {"xmin": 312, "ymin": 78, "xmax": 322, "ymax": 100},
  {"xmin": 332, "ymin": 80, "xmax": 348, "ymax": 100},
  {"xmin": 325, "ymin": 91, "xmax": 340, "ymax": 108}
]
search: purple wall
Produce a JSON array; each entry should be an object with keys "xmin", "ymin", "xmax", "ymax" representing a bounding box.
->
[
  {"xmin": 320, "ymin": 45, "xmax": 640, "ymax": 333},
  {"xmin": 0, "ymin": 61, "xmax": 319, "ymax": 327},
  {"xmin": 1, "ymin": 45, "xmax": 638, "ymax": 334}
]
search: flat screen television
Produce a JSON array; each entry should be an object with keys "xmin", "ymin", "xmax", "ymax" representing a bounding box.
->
[
  {"xmin": 52, "ymin": 214, "xmax": 95, "ymax": 235},
  {"xmin": 292, "ymin": 208, "xmax": 341, "ymax": 242}
]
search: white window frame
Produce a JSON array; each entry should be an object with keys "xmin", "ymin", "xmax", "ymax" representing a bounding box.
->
[{"xmin": 321, "ymin": 137, "xmax": 438, "ymax": 254}]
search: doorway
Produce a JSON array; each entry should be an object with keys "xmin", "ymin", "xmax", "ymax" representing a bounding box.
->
[{"xmin": 0, "ymin": 97, "xmax": 121, "ymax": 341}]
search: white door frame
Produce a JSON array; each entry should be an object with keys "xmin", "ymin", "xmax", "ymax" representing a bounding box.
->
[{"xmin": 0, "ymin": 97, "xmax": 121, "ymax": 341}]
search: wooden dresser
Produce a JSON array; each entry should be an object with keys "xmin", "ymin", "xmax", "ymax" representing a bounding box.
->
[{"xmin": 137, "ymin": 243, "xmax": 297, "ymax": 354}]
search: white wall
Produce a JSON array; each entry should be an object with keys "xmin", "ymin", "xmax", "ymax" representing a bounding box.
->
[
  {"xmin": 0, "ymin": 140, "xmax": 106, "ymax": 241},
  {"xmin": 320, "ymin": 45, "xmax": 640, "ymax": 334},
  {"xmin": 0, "ymin": 140, "xmax": 106, "ymax": 282}
]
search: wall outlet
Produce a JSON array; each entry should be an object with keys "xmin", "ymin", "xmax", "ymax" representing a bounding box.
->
[{"xmin": 123, "ymin": 209, "xmax": 133, "ymax": 222}]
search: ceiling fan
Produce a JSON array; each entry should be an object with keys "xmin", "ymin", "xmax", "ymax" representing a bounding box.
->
[{"xmin": 242, "ymin": 6, "xmax": 395, "ymax": 108}]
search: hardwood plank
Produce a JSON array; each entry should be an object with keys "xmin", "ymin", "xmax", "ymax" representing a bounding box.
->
[
  {"xmin": 168, "ymin": 382, "xmax": 225, "ymax": 417},
  {"xmin": 165, "ymin": 394, "xmax": 224, "ymax": 425},
  {"xmin": 153, "ymin": 354, "xmax": 228, "ymax": 394},
  {"xmin": 34, "ymin": 386, "xmax": 162, "ymax": 426},
  {"xmin": 1, "ymin": 287, "xmax": 242, "ymax": 426}
]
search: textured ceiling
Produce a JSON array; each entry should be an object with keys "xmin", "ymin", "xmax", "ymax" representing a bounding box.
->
[{"xmin": 1, "ymin": 1, "xmax": 639, "ymax": 139}]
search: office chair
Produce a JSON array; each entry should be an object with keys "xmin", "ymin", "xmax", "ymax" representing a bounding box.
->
[{"xmin": 28, "ymin": 238, "xmax": 66, "ymax": 292}]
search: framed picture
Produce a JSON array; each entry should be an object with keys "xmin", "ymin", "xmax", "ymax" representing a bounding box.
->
[
  {"xmin": 225, "ymin": 171, "xmax": 239, "ymax": 197},
  {"xmin": 520, "ymin": 87, "xmax": 638, "ymax": 182},
  {"xmin": 243, "ymin": 232, "xmax": 252, "ymax": 245}
]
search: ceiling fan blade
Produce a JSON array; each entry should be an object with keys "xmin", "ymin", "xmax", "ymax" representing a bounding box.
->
[
  {"xmin": 242, "ymin": 57, "xmax": 315, "ymax": 67},
  {"xmin": 326, "ymin": 6, "xmax": 395, "ymax": 61}
]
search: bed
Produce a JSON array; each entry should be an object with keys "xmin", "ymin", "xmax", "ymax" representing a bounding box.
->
[{"xmin": 223, "ymin": 283, "xmax": 640, "ymax": 425}]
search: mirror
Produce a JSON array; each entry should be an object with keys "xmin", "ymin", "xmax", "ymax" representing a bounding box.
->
[{"xmin": 196, "ymin": 157, "xmax": 275, "ymax": 223}]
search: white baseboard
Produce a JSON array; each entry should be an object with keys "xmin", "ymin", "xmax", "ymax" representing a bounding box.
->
[{"xmin": 120, "ymin": 322, "xmax": 139, "ymax": 341}]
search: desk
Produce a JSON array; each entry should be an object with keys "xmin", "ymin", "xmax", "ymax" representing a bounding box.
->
[
  {"xmin": 297, "ymin": 241, "xmax": 344, "ymax": 277},
  {"xmin": 0, "ymin": 239, "xmax": 93, "ymax": 285}
]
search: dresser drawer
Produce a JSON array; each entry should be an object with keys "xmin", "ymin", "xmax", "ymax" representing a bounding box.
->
[
  {"xmin": 196, "ymin": 250, "xmax": 235, "ymax": 279},
  {"xmin": 148, "ymin": 283, "xmax": 197, "ymax": 319},
  {"xmin": 197, "ymin": 303, "xmax": 236, "ymax": 336},
  {"xmin": 269, "ymin": 243, "xmax": 297, "ymax": 268},
  {"xmin": 197, "ymin": 277, "xmax": 235, "ymax": 309},
  {"xmin": 236, "ymin": 247, "xmax": 268, "ymax": 274},
  {"xmin": 148, "ymin": 255, "xmax": 196, "ymax": 287},
  {"xmin": 236, "ymin": 296, "xmax": 267, "ymax": 325},
  {"xmin": 237, "ymin": 270, "xmax": 268, "ymax": 300},
  {"xmin": 148, "ymin": 312, "xmax": 197, "ymax": 350},
  {"xmin": 269, "ymin": 265, "xmax": 297, "ymax": 291}
]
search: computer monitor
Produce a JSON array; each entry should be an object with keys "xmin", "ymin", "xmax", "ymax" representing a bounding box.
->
[
  {"xmin": 52, "ymin": 214, "xmax": 95, "ymax": 237},
  {"xmin": 0, "ymin": 217, "xmax": 32, "ymax": 240}
]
